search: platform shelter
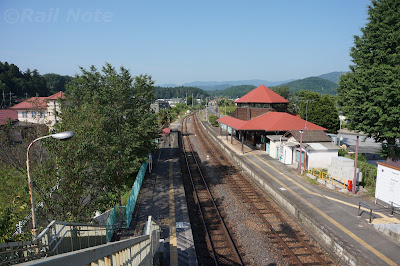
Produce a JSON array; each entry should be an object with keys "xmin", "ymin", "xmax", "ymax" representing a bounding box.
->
[{"xmin": 217, "ymin": 85, "xmax": 327, "ymax": 155}]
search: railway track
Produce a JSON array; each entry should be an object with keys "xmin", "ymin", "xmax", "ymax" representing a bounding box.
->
[
  {"xmin": 181, "ymin": 114, "xmax": 243, "ymax": 265},
  {"xmin": 192, "ymin": 112, "xmax": 331, "ymax": 265}
]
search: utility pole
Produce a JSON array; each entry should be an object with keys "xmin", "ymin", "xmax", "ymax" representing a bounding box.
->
[
  {"xmin": 192, "ymin": 93, "xmax": 193, "ymax": 108},
  {"xmin": 186, "ymin": 93, "xmax": 188, "ymax": 106},
  {"xmin": 9, "ymin": 91, "xmax": 13, "ymax": 108},
  {"xmin": 2, "ymin": 91, "xmax": 5, "ymax": 109}
]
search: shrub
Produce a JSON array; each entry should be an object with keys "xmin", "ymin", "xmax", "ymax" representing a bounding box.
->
[{"xmin": 209, "ymin": 115, "xmax": 219, "ymax": 127}]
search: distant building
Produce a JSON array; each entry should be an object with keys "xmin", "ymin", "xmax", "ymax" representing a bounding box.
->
[
  {"xmin": 151, "ymin": 100, "xmax": 170, "ymax": 113},
  {"xmin": 10, "ymin": 91, "xmax": 65, "ymax": 126},
  {"xmin": 168, "ymin": 98, "xmax": 185, "ymax": 107}
]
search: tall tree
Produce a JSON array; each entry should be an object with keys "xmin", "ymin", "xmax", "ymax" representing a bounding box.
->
[
  {"xmin": 41, "ymin": 63, "xmax": 159, "ymax": 222},
  {"xmin": 338, "ymin": 0, "xmax": 400, "ymax": 161},
  {"xmin": 292, "ymin": 90, "xmax": 340, "ymax": 133}
]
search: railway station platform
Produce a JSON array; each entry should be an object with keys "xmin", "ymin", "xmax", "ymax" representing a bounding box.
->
[
  {"xmin": 128, "ymin": 121, "xmax": 197, "ymax": 266},
  {"xmin": 207, "ymin": 122, "xmax": 400, "ymax": 266}
]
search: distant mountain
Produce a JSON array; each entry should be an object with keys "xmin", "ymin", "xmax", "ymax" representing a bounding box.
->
[
  {"xmin": 282, "ymin": 77, "xmax": 338, "ymax": 95},
  {"xmin": 317, "ymin": 71, "xmax": 346, "ymax": 83},
  {"xmin": 159, "ymin": 79, "xmax": 294, "ymax": 90}
]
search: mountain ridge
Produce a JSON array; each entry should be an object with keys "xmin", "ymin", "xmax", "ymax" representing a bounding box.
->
[{"xmin": 158, "ymin": 71, "xmax": 345, "ymax": 91}]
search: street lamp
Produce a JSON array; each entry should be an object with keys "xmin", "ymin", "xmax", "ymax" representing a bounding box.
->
[{"xmin": 26, "ymin": 131, "xmax": 75, "ymax": 239}]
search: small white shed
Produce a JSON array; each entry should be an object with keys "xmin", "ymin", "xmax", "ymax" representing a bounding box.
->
[{"xmin": 375, "ymin": 162, "xmax": 400, "ymax": 207}]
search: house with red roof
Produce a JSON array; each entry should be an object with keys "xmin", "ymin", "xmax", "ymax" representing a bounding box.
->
[
  {"xmin": 217, "ymin": 85, "xmax": 337, "ymax": 170},
  {"xmin": 10, "ymin": 91, "xmax": 65, "ymax": 126}
]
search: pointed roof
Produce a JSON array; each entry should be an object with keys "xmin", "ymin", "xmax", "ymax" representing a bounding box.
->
[
  {"xmin": 218, "ymin": 112, "xmax": 327, "ymax": 132},
  {"xmin": 47, "ymin": 91, "xmax": 65, "ymax": 100},
  {"xmin": 235, "ymin": 85, "xmax": 289, "ymax": 104}
]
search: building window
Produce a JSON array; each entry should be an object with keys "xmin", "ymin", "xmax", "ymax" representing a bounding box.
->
[
  {"xmin": 32, "ymin": 111, "xmax": 36, "ymax": 118},
  {"xmin": 39, "ymin": 112, "xmax": 45, "ymax": 118},
  {"xmin": 22, "ymin": 112, "xmax": 27, "ymax": 118}
]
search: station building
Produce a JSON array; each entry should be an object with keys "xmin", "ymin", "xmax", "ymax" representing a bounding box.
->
[{"xmin": 217, "ymin": 85, "xmax": 338, "ymax": 170}]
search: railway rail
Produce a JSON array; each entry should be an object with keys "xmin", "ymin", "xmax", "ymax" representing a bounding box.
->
[
  {"xmin": 192, "ymin": 112, "xmax": 332, "ymax": 265},
  {"xmin": 181, "ymin": 114, "xmax": 243, "ymax": 265}
]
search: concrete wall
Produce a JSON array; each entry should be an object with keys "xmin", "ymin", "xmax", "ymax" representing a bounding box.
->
[
  {"xmin": 201, "ymin": 119, "xmax": 368, "ymax": 266},
  {"xmin": 307, "ymin": 150, "xmax": 338, "ymax": 170},
  {"xmin": 327, "ymin": 156, "xmax": 362, "ymax": 183}
]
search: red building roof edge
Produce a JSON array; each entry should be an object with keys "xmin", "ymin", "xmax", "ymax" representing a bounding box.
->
[
  {"xmin": 217, "ymin": 116, "xmax": 247, "ymax": 130},
  {"xmin": 10, "ymin": 92, "xmax": 64, "ymax": 110},
  {"xmin": 235, "ymin": 85, "xmax": 289, "ymax": 104},
  {"xmin": 377, "ymin": 161, "xmax": 400, "ymax": 171},
  {"xmin": 218, "ymin": 112, "xmax": 327, "ymax": 132}
]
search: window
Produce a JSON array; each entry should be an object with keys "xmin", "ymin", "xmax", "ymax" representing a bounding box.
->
[
  {"xmin": 22, "ymin": 112, "xmax": 27, "ymax": 118},
  {"xmin": 39, "ymin": 112, "xmax": 45, "ymax": 118},
  {"xmin": 31, "ymin": 111, "xmax": 36, "ymax": 118}
]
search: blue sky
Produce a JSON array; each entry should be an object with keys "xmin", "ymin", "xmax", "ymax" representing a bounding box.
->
[{"xmin": 0, "ymin": 0, "xmax": 370, "ymax": 85}]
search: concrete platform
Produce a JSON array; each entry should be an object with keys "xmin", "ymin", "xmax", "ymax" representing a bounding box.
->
[
  {"xmin": 129, "ymin": 121, "xmax": 197, "ymax": 266},
  {"xmin": 208, "ymin": 123, "xmax": 400, "ymax": 266}
]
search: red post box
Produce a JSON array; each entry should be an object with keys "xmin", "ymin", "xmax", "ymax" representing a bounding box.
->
[{"xmin": 347, "ymin": 180, "xmax": 352, "ymax": 192}]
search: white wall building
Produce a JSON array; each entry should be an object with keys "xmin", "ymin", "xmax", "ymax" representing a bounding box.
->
[
  {"xmin": 375, "ymin": 162, "xmax": 400, "ymax": 207},
  {"xmin": 10, "ymin": 91, "xmax": 64, "ymax": 126}
]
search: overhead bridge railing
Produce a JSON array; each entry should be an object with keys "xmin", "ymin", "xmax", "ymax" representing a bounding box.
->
[
  {"xmin": 18, "ymin": 216, "xmax": 160, "ymax": 266},
  {"xmin": 1, "ymin": 161, "xmax": 150, "ymax": 265},
  {"xmin": 0, "ymin": 221, "xmax": 107, "ymax": 265}
]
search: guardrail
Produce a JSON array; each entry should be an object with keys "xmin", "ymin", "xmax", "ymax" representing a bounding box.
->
[
  {"xmin": 18, "ymin": 216, "xmax": 160, "ymax": 266},
  {"xmin": 1, "ymin": 221, "xmax": 107, "ymax": 264},
  {"xmin": 307, "ymin": 168, "xmax": 346, "ymax": 189}
]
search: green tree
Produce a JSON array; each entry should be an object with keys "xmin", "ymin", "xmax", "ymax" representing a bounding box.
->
[
  {"xmin": 271, "ymin": 86, "xmax": 291, "ymax": 99},
  {"xmin": 41, "ymin": 63, "xmax": 159, "ymax": 222},
  {"xmin": 209, "ymin": 115, "xmax": 219, "ymax": 127},
  {"xmin": 338, "ymin": 0, "xmax": 400, "ymax": 161},
  {"xmin": 294, "ymin": 90, "xmax": 340, "ymax": 133}
]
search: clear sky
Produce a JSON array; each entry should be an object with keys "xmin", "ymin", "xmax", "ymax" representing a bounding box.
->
[{"xmin": 0, "ymin": 0, "xmax": 371, "ymax": 85}]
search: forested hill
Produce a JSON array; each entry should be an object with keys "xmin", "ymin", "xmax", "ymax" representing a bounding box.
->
[
  {"xmin": 318, "ymin": 71, "xmax": 346, "ymax": 83},
  {"xmin": 282, "ymin": 77, "xmax": 339, "ymax": 95},
  {"xmin": 153, "ymin": 86, "xmax": 209, "ymax": 99},
  {"xmin": 209, "ymin": 85, "xmax": 256, "ymax": 98},
  {"xmin": 0, "ymin": 61, "xmax": 72, "ymax": 107}
]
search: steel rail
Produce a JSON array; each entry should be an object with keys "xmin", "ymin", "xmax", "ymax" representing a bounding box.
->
[
  {"xmin": 193, "ymin": 113, "xmax": 328, "ymax": 265},
  {"xmin": 182, "ymin": 114, "xmax": 243, "ymax": 266},
  {"xmin": 182, "ymin": 116, "xmax": 218, "ymax": 266}
]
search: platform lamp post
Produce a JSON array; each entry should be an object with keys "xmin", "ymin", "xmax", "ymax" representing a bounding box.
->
[
  {"xmin": 299, "ymin": 129, "xmax": 303, "ymax": 174},
  {"xmin": 26, "ymin": 131, "xmax": 75, "ymax": 239}
]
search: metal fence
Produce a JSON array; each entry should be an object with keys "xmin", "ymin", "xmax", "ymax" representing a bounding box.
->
[
  {"xmin": 1, "ymin": 221, "xmax": 107, "ymax": 264},
  {"xmin": 18, "ymin": 216, "xmax": 160, "ymax": 266},
  {"xmin": 106, "ymin": 162, "xmax": 148, "ymax": 242}
]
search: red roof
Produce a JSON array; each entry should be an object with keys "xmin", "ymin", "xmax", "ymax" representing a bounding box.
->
[
  {"xmin": 218, "ymin": 112, "xmax": 326, "ymax": 132},
  {"xmin": 0, "ymin": 109, "xmax": 18, "ymax": 125},
  {"xmin": 235, "ymin": 85, "xmax": 289, "ymax": 104},
  {"xmin": 217, "ymin": 116, "xmax": 247, "ymax": 129},
  {"xmin": 10, "ymin": 97, "xmax": 48, "ymax": 110},
  {"xmin": 47, "ymin": 91, "xmax": 65, "ymax": 100},
  {"xmin": 10, "ymin": 92, "xmax": 64, "ymax": 110}
]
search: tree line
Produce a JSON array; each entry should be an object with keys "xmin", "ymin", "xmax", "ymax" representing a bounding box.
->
[
  {"xmin": 153, "ymin": 86, "xmax": 209, "ymax": 99},
  {"xmin": 0, "ymin": 61, "xmax": 72, "ymax": 108}
]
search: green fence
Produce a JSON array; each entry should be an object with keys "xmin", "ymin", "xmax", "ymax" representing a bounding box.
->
[{"xmin": 106, "ymin": 162, "xmax": 148, "ymax": 242}]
